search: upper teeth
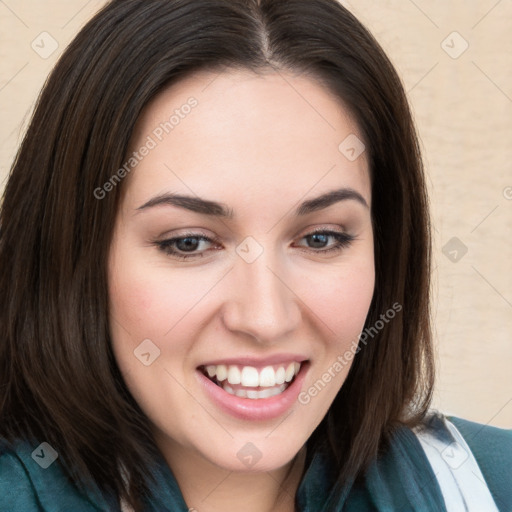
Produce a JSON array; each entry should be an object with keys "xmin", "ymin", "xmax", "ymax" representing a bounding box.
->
[{"xmin": 205, "ymin": 362, "xmax": 301, "ymax": 387}]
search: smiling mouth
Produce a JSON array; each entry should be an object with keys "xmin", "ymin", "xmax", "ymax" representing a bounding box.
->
[{"xmin": 199, "ymin": 362, "xmax": 303, "ymax": 400}]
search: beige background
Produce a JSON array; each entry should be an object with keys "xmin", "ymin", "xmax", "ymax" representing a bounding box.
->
[{"xmin": 1, "ymin": 1, "xmax": 511, "ymax": 428}]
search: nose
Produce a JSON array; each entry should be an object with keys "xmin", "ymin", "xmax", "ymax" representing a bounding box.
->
[{"xmin": 220, "ymin": 252, "xmax": 301, "ymax": 343}]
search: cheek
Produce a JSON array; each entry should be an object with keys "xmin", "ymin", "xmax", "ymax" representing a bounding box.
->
[
  {"xmin": 109, "ymin": 256, "xmax": 212, "ymax": 341},
  {"xmin": 107, "ymin": 253, "xmax": 202, "ymax": 434},
  {"xmin": 295, "ymin": 263, "xmax": 375, "ymax": 411},
  {"xmin": 302, "ymin": 261, "xmax": 375, "ymax": 343}
]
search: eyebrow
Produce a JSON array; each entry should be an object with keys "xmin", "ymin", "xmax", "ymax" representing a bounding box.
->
[
  {"xmin": 296, "ymin": 188, "xmax": 368, "ymax": 215},
  {"xmin": 136, "ymin": 193, "xmax": 234, "ymax": 218},
  {"xmin": 135, "ymin": 187, "xmax": 369, "ymax": 217}
]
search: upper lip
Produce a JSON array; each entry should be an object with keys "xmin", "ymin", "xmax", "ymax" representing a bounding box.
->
[{"xmin": 198, "ymin": 353, "xmax": 309, "ymax": 368}]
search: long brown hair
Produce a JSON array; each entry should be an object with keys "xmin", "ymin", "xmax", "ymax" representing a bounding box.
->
[{"xmin": 0, "ymin": 0, "xmax": 433, "ymax": 509}]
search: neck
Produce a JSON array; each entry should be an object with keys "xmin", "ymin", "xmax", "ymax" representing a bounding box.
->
[{"xmin": 157, "ymin": 438, "xmax": 307, "ymax": 512}]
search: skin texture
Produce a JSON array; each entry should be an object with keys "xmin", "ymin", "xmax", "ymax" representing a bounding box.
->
[{"xmin": 108, "ymin": 69, "xmax": 375, "ymax": 512}]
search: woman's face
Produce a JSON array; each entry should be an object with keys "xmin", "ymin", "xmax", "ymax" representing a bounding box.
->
[{"xmin": 108, "ymin": 69, "xmax": 374, "ymax": 474}]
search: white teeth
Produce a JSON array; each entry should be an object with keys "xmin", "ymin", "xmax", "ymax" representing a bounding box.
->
[
  {"xmin": 284, "ymin": 363, "xmax": 295, "ymax": 383},
  {"xmin": 240, "ymin": 366, "xmax": 260, "ymax": 387},
  {"xmin": 222, "ymin": 381, "xmax": 287, "ymax": 399},
  {"xmin": 203, "ymin": 361, "xmax": 302, "ymax": 388},
  {"xmin": 275, "ymin": 366, "xmax": 286, "ymax": 385},
  {"xmin": 227, "ymin": 366, "xmax": 241, "ymax": 385},
  {"xmin": 216, "ymin": 364, "xmax": 228, "ymax": 382},
  {"xmin": 271, "ymin": 385, "xmax": 286, "ymax": 397},
  {"xmin": 257, "ymin": 387, "xmax": 274, "ymax": 399},
  {"xmin": 259, "ymin": 366, "xmax": 276, "ymax": 387}
]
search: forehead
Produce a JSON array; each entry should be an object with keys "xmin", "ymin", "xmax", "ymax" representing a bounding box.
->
[{"xmin": 123, "ymin": 69, "xmax": 370, "ymax": 211}]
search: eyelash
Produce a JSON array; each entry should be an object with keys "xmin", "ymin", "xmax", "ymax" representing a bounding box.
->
[{"xmin": 154, "ymin": 229, "xmax": 355, "ymax": 261}]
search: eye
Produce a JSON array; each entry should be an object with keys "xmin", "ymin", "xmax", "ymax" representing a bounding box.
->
[
  {"xmin": 295, "ymin": 229, "xmax": 355, "ymax": 255},
  {"xmin": 154, "ymin": 229, "xmax": 355, "ymax": 261},
  {"xmin": 155, "ymin": 233, "xmax": 220, "ymax": 260}
]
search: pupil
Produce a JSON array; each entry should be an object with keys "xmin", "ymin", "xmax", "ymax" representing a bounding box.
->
[
  {"xmin": 309, "ymin": 233, "xmax": 328, "ymax": 248},
  {"xmin": 177, "ymin": 237, "xmax": 199, "ymax": 252}
]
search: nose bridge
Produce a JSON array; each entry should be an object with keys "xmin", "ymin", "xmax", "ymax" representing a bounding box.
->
[{"xmin": 221, "ymin": 246, "xmax": 300, "ymax": 342}]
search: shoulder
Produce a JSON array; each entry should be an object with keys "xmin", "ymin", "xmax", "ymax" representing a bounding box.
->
[
  {"xmin": 0, "ymin": 439, "xmax": 42, "ymax": 511},
  {"xmin": 0, "ymin": 438, "xmax": 109, "ymax": 512},
  {"xmin": 447, "ymin": 415, "xmax": 512, "ymax": 451},
  {"xmin": 448, "ymin": 415, "xmax": 512, "ymax": 507},
  {"xmin": 414, "ymin": 413, "xmax": 512, "ymax": 511}
]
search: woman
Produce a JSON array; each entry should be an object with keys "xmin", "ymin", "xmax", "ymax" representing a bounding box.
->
[{"xmin": 0, "ymin": 0, "xmax": 510, "ymax": 511}]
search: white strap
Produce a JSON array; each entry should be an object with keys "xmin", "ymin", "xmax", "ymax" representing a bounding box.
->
[{"xmin": 414, "ymin": 418, "xmax": 499, "ymax": 512}]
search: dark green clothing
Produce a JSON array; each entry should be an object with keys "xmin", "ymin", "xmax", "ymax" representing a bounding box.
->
[{"xmin": 1, "ymin": 415, "xmax": 510, "ymax": 511}]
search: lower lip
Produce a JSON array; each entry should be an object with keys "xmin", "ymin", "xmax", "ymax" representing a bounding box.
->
[{"xmin": 197, "ymin": 363, "xmax": 309, "ymax": 421}]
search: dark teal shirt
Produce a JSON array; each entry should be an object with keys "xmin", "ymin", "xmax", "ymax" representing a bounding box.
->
[{"xmin": 1, "ymin": 415, "xmax": 511, "ymax": 511}]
